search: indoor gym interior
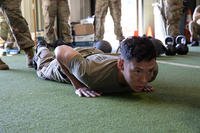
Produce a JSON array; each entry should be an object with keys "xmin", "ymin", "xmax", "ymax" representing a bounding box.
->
[{"xmin": 0, "ymin": 0, "xmax": 200, "ymax": 132}]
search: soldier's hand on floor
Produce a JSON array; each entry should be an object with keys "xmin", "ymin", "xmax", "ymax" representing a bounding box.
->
[
  {"xmin": 75, "ymin": 87, "xmax": 101, "ymax": 97},
  {"xmin": 143, "ymin": 84, "xmax": 154, "ymax": 92}
]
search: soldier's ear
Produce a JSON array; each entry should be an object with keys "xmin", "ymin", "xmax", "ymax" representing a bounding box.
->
[{"xmin": 117, "ymin": 58, "xmax": 124, "ymax": 70}]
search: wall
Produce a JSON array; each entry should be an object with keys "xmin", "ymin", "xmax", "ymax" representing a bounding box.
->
[
  {"xmin": 69, "ymin": 0, "xmax": 81, "ymax": 22},
  {"xmin": 69, "ymin": 0, "xmax": 91, "ymax": 22},
  {"xmin": 142, "ymin": 0, "xmax": 154, "ymax": 35},
  {"xmin": 21, "ymin": 0, "xmax": 34, "ymax": 32},
  {"xmin": 35, "ymin": 0, "xmax": 43, "ymax": 31}
]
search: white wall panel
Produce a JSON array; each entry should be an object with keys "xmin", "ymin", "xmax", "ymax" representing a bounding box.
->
[
  {"xmin": 21, "ymin": 0, "xmax": 34, "ymax": 32},
  {"xmin": 69, "ymin": 0, "xmax": 91, "ymax": 22}
]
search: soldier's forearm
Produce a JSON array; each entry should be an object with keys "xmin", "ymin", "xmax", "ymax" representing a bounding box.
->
[{"xmin": 59, "ymin": 62, "xmax": 87, "ymax": 90}]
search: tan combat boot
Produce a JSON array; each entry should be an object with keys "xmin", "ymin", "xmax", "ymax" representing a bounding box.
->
[
  {"xmin": 0, "ymin": 58, "xmax": 9, "ymax": 70},
  {"xmin": 24, "ymin": 47, "xmax": 34, "ymax": 68}
]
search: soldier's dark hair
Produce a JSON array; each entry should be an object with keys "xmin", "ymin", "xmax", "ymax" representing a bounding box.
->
[{"xmin": 120, "ymin": 36, "xmax": 156, "ymax": 62}]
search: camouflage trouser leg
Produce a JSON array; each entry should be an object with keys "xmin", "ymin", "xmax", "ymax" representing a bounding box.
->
[
  {"xmin": 42, "ymin": 0, "xmax": 57, "ymax": 44},
  {"xmin": 0, "ymin": 12, "xmax": 9, "ymax": 41},
  {"xmin": 0, "ymin": 13, "xmax": 15, "ymax": 43},
  {"xmin": 189, "ymin": 21, "xmax": 200, "ymax": 41},
  {"xmin": 164, "ymin": 0, "xmax": 183, "ymax": 37},
  {"xmin": 95, "ymin": 0, "xmax": 109, "ymax": 40},
  {"xmin": 1, "ymin": 0, "xmax": 34, "ymax": 50},
  {"xmin": 57, "ymin": 0, "xmax": 72, "ymax": 43},
  {"xmin": 166, "ymin": 23, "xmax": 180, "ymax": 37},
  {"xmin": 36, "ymin": 47, "xmax": 69, "ymax": 83},
  {"xmin": 42, "ymin": 0, "xmax": 72, "ymax": 44},
  {"xmin": 109, "ymin": 0, "xmax": 124, "ymax": 41},
  {"xmin": 7, "ymin": 30, "xmax": 15, "ymax": 42}
]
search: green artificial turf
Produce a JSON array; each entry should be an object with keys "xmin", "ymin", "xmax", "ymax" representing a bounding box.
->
[{"xmin": 0, "ymin": 47, "xmax": 200, "ymax": 133}]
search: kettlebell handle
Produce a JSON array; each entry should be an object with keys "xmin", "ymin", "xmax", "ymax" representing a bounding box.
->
[
  {"xmin": 176, "ymin": 35, "xmax": 186, "ymax": 45},
  {"xmin": 165, "ymin": 36, "xmax": 174, "ymax": 45}
]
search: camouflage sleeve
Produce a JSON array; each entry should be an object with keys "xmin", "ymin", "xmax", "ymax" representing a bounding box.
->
[{"xmin": 149, "ymin": 63, "xmax": 158, "ymax": 82}]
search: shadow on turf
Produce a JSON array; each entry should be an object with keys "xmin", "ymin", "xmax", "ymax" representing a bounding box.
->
[
  {"xmin": 101, "ymin": 89, "xmax": 200, "ymax": 109},
  {"xmin": 157, "ymin": 51, "xmax": 200, "ymax": 60},
  {"xmin": 102, "ymin": 92, "xmax": 142, "ymax": 101}
]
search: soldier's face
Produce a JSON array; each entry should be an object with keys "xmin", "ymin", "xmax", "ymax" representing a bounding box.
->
[{"xmin": 121, "ymin": 59, "xmax": 156, "ymax": 92}]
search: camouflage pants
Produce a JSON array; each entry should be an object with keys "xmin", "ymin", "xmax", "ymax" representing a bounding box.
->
[
  {"xmin": 0, "ymin": 12, "xmax": 14, "ymax": 42},
  {"xmin": 189, "ymin": 5, "xmax": 200, "ymax": 41},
  {"xmin": 189, "ymin": 21, "xmax": 200, "ymax": 41},
  {"xmin": 164, "ymin": 0, "xmax": 183, "ymax": 37},
  {"xmin": 42, "ymin": 0, "xmax": 72, "ymax": 44},
  {"xmin": 35, "ymin": 47, "xmax": 69, "ymax": 83},
  {"xmin": 95, "ymin": 0, "xmax": 124, "ymax": 41},
  {"xmin": 1, "ymin": 0, "xmax": 34, "ymax": 50}
]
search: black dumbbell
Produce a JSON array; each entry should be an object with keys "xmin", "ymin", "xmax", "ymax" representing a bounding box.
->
[
  {"xmin": 165, "ymin": 36, "xmax": 176, "ymax": 56},
  {"xmin": 175, "ymin": 35, "xmax": 189, "ymax": 55}
]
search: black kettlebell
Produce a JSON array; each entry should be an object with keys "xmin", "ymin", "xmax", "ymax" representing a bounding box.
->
[
  {"xmin": 175, "ymin": 35, "xmax": 189, "ymax": 55},
  {"xmin": 148, "ymin": 36, "xmax": 166, "ymax": 57},
  {"xmin": 165, "ymin": 36, "xmax": 176, "ymax": 56}
]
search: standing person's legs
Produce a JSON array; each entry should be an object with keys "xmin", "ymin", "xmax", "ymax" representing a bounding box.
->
[
  {"xmin": 2, "ymin": 0, "xmax": 35, "ymax": 67},
  {"xmin": 42, "ymin": 0, "xmax": 57, "ymax": 44},
  {"xmin": 0, "ymin": 11, "xmax": 15, "ymax": 48},
  {"xmin": 0, "ymin": 12, "xmax": 9, "ymax": 70},
  {"xmin": 0, "ymin": 12, "xmax": 9, "ymax": 41},
  {"xmin": 95, "ymin": 0, "xmax": 109, "ymax": 41},
  {"xmin": 189, "ymin": 21, "xmax": 200, "ymax": 41},
  {"xmin": 57, "ymin": 0, "xmax": 72, "ymax": 43},
  {"xmin": 188, "ymin": 21, "xmax": 200, "ymax": 46},
  {"xmin": 109, "ymin": 0, "xmax": 124, "ymax": 41},
  {"xmin": 164, "ymin": 0, "xmax": 183, "ymax": 37}
]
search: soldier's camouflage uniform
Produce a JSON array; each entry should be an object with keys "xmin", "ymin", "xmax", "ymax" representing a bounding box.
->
[
  {"xmin": 189, "ymin": 5, "xmax": 200, "ymax": 42},
  {"xmin": 0, "ymin": 11, "xmax": 15, "ymax": 45},
  {"xmin": 42, "ymin": 0, "xmax": 72, "ymax": 44},
  {"xmin": 164, "ymin": 0, "xmax": 183, "ymax": 37},
  {"xmin": 0, "ymin": 0, "xmax": 35, "ymax": 67},
  {"xmin": 95, "ymin": 0, "xmax": 124, "ymax": 41}
]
